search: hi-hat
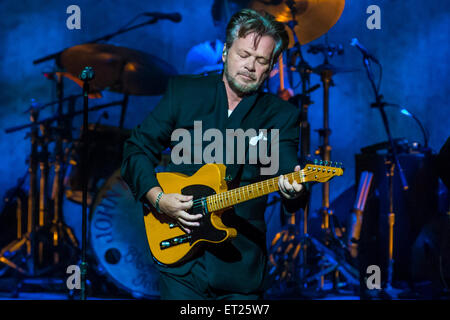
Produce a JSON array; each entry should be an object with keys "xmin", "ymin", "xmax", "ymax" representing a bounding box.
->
[
  {"xmin": 250, "ymin": 0, "xmax": 345, "ymax": 47},
  {"xmin": 58, "ymin": 43, "xmax": 178, "ymax": 95}
]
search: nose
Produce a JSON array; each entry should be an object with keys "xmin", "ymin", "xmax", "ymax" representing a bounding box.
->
[{"xmin": 244, "ymin": 58, "xmax": 256, "ymax": 72}]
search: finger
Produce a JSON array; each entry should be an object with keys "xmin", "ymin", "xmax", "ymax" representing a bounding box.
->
[
  {"xmin": 294, "ymin": 165, "xmax": 301, "ymax": 171},
  {"xmin": 292, "ymin": 181, "xmax": 303, "ymax": 193},
  {"xmin": 278, "ymin": 178, "xmax": 291, "ymax": 197},
  {"xmin": 179, "ymin": 200, "xmax": 194, "ymax": 210},
  {"xmin": 179, "ymin": 225, "xmax": 191, "ymax": 234},
  {"xmin": 278, "ymin": 175, "xmax": 286, "ymax": 192},
  {"xmin": 177, "ymin": 194, "xmax": 194, "ymax": 202},
  {"xmin": 283, "ymin": 177, "xmax": 293, "ymax": 191},
  {"xmin": 178, "ymin": 217, "xmax": 201, "ymax": 228},
  {"xmin": 178, "ymin": 210, "xmax": 203, "ymax": 222}
]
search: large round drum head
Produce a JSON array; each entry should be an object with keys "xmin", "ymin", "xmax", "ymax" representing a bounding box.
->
[{"xmin": 90, "ymin": 170, "xmax": 159, "ymax": 298}]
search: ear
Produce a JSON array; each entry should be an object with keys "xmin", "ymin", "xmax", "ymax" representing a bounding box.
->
[{"xmin": 222, "ymin": 45, "xmax": 227, "ymax": 63}]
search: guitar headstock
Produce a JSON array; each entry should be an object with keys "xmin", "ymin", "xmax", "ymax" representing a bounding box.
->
[{"xmin": 302, "ymin": 160, "xmax": 344, "ymax": 183}]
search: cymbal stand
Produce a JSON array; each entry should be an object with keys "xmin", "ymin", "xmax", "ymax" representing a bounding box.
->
[
  {"xmin": 37, "ymin": 120, "xmax": 51, "ymax": 268},
  {"xmin": 308, "ymin": 40, "xmax": 343, "ymax": 235},
  {"xmin": 267, "ymin": 3, "xmax": 342, "ymax": 296},
  {"xmin": 304, "ymin": 42, "xmax": 360, "ymax": 292},
  {"xmin": 285, "ymin": 37, "xmax": 315, "ymax": 287},
  {"xmin": 0, "ymin": 173, "xmax": 27, "ymax": 277},
  {"xmin": 49, "ymin": 74, "xmax": 79, "ymax": 266},
  {"xmin": 266, "ymin": 10, "xmax": 317, "ymax": 293},
  {"xmin": 268, "ymin": 4, "xmax": 346, "ymax": 296},
  {"xmin": 0, "ymin": 104, "xmax": 40, "ymax": 277}
]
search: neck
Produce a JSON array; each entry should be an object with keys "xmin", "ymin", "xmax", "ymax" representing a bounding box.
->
[{"xmin": 222, "ymin": 73, "xmax": 243, "ymax": 111}]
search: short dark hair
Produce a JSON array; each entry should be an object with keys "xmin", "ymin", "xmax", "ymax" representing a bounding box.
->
[{"xmin": 225, "ymin": 9, "xmax": 289, "ymax": 68}]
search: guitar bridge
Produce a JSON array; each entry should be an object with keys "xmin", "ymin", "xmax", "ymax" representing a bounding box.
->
[{"xmin": 160, "ymin": 234, "xmax": 192, "ymax": 250}]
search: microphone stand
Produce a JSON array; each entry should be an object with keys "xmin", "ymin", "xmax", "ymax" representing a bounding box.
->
[
  {"xmin": 79, "ymin": 67, "xmax": 95, "ymax": 300},
  {"xmin": 33, "ymin": 17, "xmax": 159, "ymax": 65},
  {"xmin": 360, "ymin": 52, "xmax": 408, "ymax": 296}
]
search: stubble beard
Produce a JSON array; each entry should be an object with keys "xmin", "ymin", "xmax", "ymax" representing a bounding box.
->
[{"xmin": 224, "ymin": 60, "xmax": 262, "ymax": 96}]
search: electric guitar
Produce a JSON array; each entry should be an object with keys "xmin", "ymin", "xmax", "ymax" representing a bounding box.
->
[{"xmin": 143, "ymin": 161, "xmax": 344, "ymax": 266}]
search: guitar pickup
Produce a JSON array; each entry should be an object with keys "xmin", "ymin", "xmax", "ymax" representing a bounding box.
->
[{"xmin": 160, "ymin": 234, "xmax": 192, "ymax": 250}]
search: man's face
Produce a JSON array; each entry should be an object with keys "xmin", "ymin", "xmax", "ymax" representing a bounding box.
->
[{"xmin": 223, "ymin": 32, "xmax": 275, "ymax": 95}]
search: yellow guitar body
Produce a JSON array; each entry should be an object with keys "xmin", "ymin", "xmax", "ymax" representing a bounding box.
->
[{"xmin": 143, "ymin": 163, "xmax": 237, "ymax": 266}]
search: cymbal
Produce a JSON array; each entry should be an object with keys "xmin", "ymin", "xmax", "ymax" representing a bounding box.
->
[
  {"xmin": 58, "ymin": 43, "xmax": 178, "ymax": 95},
  {"xmin": 250, "ymin": 0, "xmax": 345, "ymax": 47}
]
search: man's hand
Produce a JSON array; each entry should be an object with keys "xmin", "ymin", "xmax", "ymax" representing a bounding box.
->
[
  {"xmin": 278, "ymin": 165, "xmax": 304, "ymax": 200},
  {"xmin": 146, "ymin": 188, "xmax": 202, "ymax": 234}
]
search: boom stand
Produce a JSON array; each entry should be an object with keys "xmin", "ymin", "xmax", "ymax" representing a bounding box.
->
[
  {"xmin": 361, "ymin": 52, "xmax": 409, "ymax": 296},
  {"xmin": 79, "ymin": 67, "xmax": 95, "ymax": 300}
]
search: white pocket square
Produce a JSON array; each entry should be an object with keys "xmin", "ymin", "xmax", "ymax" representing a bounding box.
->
[{"xmin": 249, "ymin": 132, "xmax": 268, "ymax": 146}]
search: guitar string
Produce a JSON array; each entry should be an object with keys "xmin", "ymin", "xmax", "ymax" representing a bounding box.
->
[{"xmin": 189, "ymin": 168, "xmax": 336, "ymax": 210}]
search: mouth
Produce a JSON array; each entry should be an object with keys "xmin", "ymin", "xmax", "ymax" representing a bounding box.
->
[{"xmin": 238, "ymin": 73, "xmax": 255, "ymax": 81}]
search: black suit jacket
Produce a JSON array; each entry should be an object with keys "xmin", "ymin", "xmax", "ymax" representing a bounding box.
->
[{"xmin": 121, "ymin": 73, "xmax": 307, "ymax": 294}]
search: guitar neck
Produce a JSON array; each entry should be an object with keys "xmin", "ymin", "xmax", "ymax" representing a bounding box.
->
[{"xmin": 206, "ymin": 171, "xmax": 303, "ymax": 212}]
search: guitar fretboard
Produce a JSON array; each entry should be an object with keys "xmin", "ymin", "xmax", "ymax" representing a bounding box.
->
[{"xmin": 206, "ymin": 171, "xmax": 302, "ymax": 212}]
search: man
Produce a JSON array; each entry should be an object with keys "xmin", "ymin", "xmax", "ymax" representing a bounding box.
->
[{"xmin": 121, "ymin": 9, "xmax": 308, "ymax": 299}]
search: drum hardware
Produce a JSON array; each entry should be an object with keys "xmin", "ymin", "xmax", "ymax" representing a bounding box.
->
[
  {"xmin": 0, "ymin": 103, "xmax": 79, "ymax": 281},
  {"xmin": 57, "ymin": 43, "xmax": 177, "ymax": 97},
  {"xmin": 64, "ymin": 122, "xmax": 130, "ymax": 206},
  {"xmin": 0, "ymin": 173, "xmax": 28, "ymax": 277},
  {"xmin": 1, "ymin": 13, "xmax": 178, "ymax": 298},
  {"xmin": 250, "ymin": 0, "xmax": 345, "ymax": 48},
  {"xmin": 79, "ymin": 66, "xmax": 95, "ymax": 301},
  {"xmin": 255, "ymin": 0, "xmax": 359, "ymax": 297},
  {"xmin": 301, "ymin": 36, "xmax": 364, "ymax": 292},
  {"xmin": 5, "ymin": 98, "xmax": 131, "ymax": 135}
]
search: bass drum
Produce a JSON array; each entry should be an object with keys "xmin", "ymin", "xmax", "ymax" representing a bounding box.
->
[{"xmin": 89, "ymin": 170, "xmax": 160, "ymax": 298}]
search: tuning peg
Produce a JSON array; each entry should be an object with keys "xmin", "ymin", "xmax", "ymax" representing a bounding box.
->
[
  {"xmin": 324, "ymin": 160, "xmax": 329, "ymax": 166},
  {"xmin": 319, "ymin": 160, "xmax": 323, "ymax": 165},
  {"xmin": 314, "ymin": 159, "xmax": 319, "ymax": 165}
]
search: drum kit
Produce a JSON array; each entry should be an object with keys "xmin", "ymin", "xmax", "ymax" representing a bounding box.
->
[
  {"xmin": 0, "ymin": 0, "xmax": 383, "ymax": 299},
  {"xmin": 0, "ymin": 14, "xmax": 177, "ymax": 298}
]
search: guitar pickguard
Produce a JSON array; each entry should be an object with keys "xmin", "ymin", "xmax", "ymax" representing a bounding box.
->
[{"xmin": 180, "ymin": 184, "xmax": 227, "ymax": 244}]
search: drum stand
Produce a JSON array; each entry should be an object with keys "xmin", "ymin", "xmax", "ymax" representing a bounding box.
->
[
  {"xmin": 267, "ymin": 20, "xmax": 317, "ymax": 298},
  {"xmin": 0, "ymin": 81, "xmax": 79, "ymax": 297},
  {"xmin": 268, "ymin": 17, "xmax": 358, "ymax": 297},
  {"xmin": 49, "ymin": 74, "xmax": 80, "ymax": 266}
]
